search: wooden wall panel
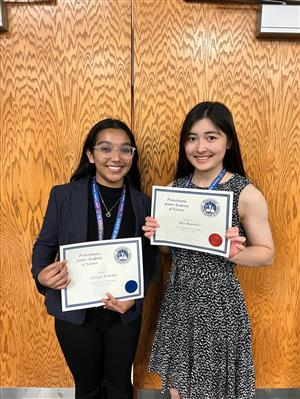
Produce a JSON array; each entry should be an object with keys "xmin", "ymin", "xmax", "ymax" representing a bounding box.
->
[
  {"xmin": 133, "ymin": 0, "xmax": 300, "ymax": 390},
  {"xmin": 0, "ymin": 0, "xmax": 131, "ymax": 387}
]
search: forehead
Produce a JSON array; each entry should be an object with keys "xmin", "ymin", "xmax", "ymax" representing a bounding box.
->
[
  {"xmin": 189, "ymin": 118, "xmax": 220, "ymax": 134},
  {"xmin": 95, "ymin": 128, "xmax": 131, "ymax": 144}
]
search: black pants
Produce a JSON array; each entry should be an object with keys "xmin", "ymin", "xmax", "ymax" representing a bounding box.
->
[{"xmin": 55, "ymin": 308, "xmax": 141, "ymax": 399}]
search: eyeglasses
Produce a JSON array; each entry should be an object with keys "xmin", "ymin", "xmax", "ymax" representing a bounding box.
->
[{"xmin": 93, "ymin": 144, "xmax": 136, "ymax": 159}]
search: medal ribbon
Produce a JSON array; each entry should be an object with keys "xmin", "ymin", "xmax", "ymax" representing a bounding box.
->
[
  {"xmin": 185, "ymin": 168, "xmax": 227, "ymax": 190},
  {"xmin": 92, "ymin": 176, "xmax": 126, "ymax": 240}
]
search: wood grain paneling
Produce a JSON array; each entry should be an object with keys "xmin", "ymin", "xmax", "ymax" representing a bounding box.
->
[
  {"xmin": 3, "ymin": 0, "xmax": 52, "ymax": 3},
  {"xmin": 0, "ymin": 0, "xmax": 131, "ymax": 387},
  {"xmin": 133, "ymin": 0, "xmax": 300, "ymax": 390}
]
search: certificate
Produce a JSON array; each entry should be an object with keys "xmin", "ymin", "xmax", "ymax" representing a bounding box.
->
[
  {"xmin": 151, "ymin": 186, "xmax": 233, "ymax": 257},
  {"xmin": 60, "ymin": 237, "xmax": 144, "ymax": 312}
]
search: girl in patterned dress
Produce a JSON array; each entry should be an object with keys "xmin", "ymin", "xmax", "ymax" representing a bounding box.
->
[{"xmin": 143, "ymin": 102, "xmax": 274, "ymax": 399}]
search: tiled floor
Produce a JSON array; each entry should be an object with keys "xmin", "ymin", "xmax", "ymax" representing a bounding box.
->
[
  {"xmin": 1, "ymin": 388, "xmax": 300, "ymax": 398},
  {"xmin": 0, "ymin": 388, "xmax": 74, "ymax": 398},
  {"xmin": 137, "ymin": 389, "xmax": 300, "ymax": 399}
]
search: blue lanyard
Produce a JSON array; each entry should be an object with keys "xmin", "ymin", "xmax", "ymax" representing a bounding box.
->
[
  {"xmin": 185, "ymin": 168, "xmax": 227, "ymax": 190},
  {"xmin": 91, "ymin": 177, "xmax": 126, "ymax": 240}
]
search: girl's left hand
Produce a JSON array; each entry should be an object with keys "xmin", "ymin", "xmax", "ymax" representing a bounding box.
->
[
  {"xmin": 226, "ymin": 226, "xmax": 246, "ymax": 259},
  {"xmin": 101, "ymin": 293, "xmax": 135, "ymax": 314}
]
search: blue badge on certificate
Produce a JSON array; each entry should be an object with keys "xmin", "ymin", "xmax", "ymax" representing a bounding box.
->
[
  {"xmin": 201, "ymin": 199, "xmax": 220, "ymax": 217},
  {"xmin": 114, "ymin": 247, "xmax": 131, "ymax": 263}
]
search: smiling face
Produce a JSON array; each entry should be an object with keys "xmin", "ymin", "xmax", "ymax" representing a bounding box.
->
[
  {"xmin": 86, "ymin": 128, "xmax": 133, "ymax": 188},
  {"xmin": 184, "ymin": 117, "xmax": 230, "ymax": 177}
]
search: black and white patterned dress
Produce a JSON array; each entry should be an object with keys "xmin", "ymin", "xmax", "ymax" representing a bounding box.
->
[{"xmin": 149, "ymin": 174, "xmax": 255, "ymax": 399}]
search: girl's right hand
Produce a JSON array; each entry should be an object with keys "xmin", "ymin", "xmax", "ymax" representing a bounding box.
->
[
  {"xmin": 37, "ymin": 261, "xmax": 70, "ymax": 290},
  {"xmin": 225, "ymin": 226, "xmax": 246, "ymax": 259},
  {"xmin": 142, "ymin": 216, "xmax": 160, "ymax": 239}
]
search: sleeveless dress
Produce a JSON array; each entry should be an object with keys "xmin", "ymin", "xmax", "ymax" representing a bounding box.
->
[{"xmin": 149, "ymin": 174, "xmax": 255, "ymax": 399}]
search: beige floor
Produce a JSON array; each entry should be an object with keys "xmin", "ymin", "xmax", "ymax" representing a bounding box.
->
[{"xmin": 1, "ymin": 388, "xmax": 299, "ymax": 399}]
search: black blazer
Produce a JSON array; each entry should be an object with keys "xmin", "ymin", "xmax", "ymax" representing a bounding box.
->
[{"xmin": 32, "ymin": 177, "xmax": 157, "ymax": 325}]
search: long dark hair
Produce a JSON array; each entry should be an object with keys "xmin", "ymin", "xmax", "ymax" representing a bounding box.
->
[
  {"xmin": 71, "ymin": 119, "xmax": 141, "ymax": 190},
  {"xmin": 175, "ymin": 101, "xmax": 246, "ymax": 179}
]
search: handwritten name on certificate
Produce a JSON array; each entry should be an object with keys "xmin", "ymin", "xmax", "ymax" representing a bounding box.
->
[
  {"xmin": 151, "ymin": 186, "xmax": 233, "ymax": 257},
  {"xmin": 60, "ymin": 238, "xmax": 144, "ymax": 312}
]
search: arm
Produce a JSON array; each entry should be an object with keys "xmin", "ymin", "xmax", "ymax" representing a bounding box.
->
[
  {"xmin": 228, "ymin": 184, "xmax": 275, "ymax": 266},
  {"xmin": 142, "ymin": 216, "xmax": 170, "ymax": 254},
  {"xmin": 101, "ymin": 293, "xmax": 135, "ymax": 314},
  {"xmin": 141, "ymin": 180, "xmax": 175, "ymax": 254},
  {"xmin": 37, "ymin": 261, "xmax": 70, "ymax": 290},
  {"xmin": 32, "ymin": 186, "xmax": 70, "ymax": 293}
]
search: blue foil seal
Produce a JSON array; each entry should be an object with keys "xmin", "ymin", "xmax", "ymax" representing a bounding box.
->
[{"xmin": 125, "ymin": 280, "xmax": 138, "ymax": 293}]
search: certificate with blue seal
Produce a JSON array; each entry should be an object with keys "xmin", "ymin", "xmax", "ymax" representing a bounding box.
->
[
  {"xmin": 151, "ymin": 186, "xmax": 233, "ymax": 257},
  {"xmin": 60, "ymin": 237, "xmax": 143, "ymax": 312}
]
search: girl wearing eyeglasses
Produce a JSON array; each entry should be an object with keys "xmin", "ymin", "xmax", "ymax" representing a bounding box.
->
[
  {"xmin": 143, "ymin": 102, "xmax": 274, "ymax": 399},
  {"xmin": 32, "ymin": 119, "xmax": 157, "ymax": 399}
]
